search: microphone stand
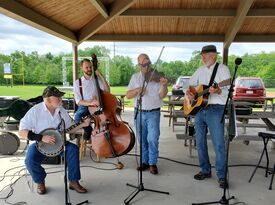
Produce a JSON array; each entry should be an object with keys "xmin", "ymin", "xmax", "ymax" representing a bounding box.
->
[
  {"xmin": 60, "ymin": 117, "xmax": 88, "ymax": 205},
  {"xmin": 124, "ymin": 60, "xmax": 169, "ymax": 205},
  {"xmin": 192, "ymin": 58, "xmax": 241, "ymax": 205}
]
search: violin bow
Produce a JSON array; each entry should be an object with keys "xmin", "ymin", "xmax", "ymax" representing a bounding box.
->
[{"xmin": 144, "ymin": 46, "xmax": 165, "ymax": 89}]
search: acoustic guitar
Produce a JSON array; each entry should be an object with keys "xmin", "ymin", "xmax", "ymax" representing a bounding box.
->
[{"xmin": 183, "ymin": 79, "xmax": 231, "ymax": 116}]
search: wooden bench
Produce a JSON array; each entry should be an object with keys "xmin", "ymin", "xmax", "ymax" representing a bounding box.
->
[
  {"xmin": 176, "ymin": 134, "xmax": 261, "ymax": 141},
  {"xmin": 176, "ymin": 133, "xmax": 263, "ymax": 156}
]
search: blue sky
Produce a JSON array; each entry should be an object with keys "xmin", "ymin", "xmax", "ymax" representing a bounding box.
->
[{"xmin": 1, "ymin": 14, "xmax": 275, "ymax": 63}]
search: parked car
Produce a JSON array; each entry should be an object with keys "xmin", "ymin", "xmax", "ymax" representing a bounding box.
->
[
  {"xmin": 233, "ymin": 77, "xmax": 266, "ymax": 104},
  {"xmin": 172, "ymin": 76, "xmax": 190, "ymax": 96}
]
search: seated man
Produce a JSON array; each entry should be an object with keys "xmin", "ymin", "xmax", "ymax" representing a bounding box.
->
[{"xmin": 19, "ymin": 86, "xmax": 91, "ymax": 195}]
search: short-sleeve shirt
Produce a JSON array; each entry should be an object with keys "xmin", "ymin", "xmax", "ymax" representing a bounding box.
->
[
  {"xmin": 73, "ymin": 76, "xmax": 105, "ymax": 105},
  {"xmin": 19, "ymin": 102, "xmax": 74, "ymax": 134},
  {"xmin": 188, "ymin": 63, "xmax": 231, "ymax": 105},
  {"xmin": 127, "ymin": 72, "xmax": 163, "ymax": 110}
]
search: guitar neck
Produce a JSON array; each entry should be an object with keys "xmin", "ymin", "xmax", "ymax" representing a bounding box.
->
[
  {"xmin": 196, "ymin": 79, "xmax": 231, "ymax": 97},
  {"xmin": 198, "ymin": 88, "xmax": 210, "ymax": 97}
]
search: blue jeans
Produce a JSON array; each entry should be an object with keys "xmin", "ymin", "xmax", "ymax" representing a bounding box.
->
[
  {"xmin": 25, "ymin": 142, "xmax": 81, "ymax": 183},
  {"xmin": 195, "ymin": 104, "xmax": 226, "ymax": 179},
  {"xmin": 134, "ymin": 109, "xmax": 161, "ymax": 165},
  {"xmin": 74, "ymin": 106, "xmax": 92, "ymax": 134}
]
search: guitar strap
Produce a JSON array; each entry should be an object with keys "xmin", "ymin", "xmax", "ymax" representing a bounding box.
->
[{"xmin": 208, "ymin": 63, "xmax": 219, "ymax": 87}]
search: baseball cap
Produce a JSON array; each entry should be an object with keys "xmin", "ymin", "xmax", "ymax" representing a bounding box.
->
[{"xmin": 42, "ymin": 86, "xmax": 65, "ymax": 98}]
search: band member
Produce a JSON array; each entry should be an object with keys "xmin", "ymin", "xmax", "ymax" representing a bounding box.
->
[
  {"xmin": 186, "ymin": 45, "xmax": 231, "ymax": 188},
  {"xmin": 19, "ymin": 86, "xmax": 90, "ymax": 194},
  {"xmin": 126, "ymin": 53, "xmax": 168, "ymax": 174},
  {"xmin": 73, "ymin": 58, "xmax": 110, "ymax": 140}
]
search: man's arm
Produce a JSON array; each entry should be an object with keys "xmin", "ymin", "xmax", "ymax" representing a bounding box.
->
[
  {"xmin": 126, "ymin": 87, "xmax": 143, "ymax": 99},
  {"xmin": 159, "ymin": 77, "xmax": 168, "ymax": 99},
  {"xmin": 18, "ymin": 129, "xmax": 55, "ymax": 144},
  {"xmin": 18, "ymin": 129, "xmax": 29, "ymax": 140}
]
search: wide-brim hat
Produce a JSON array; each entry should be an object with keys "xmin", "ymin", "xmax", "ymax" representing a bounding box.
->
[
  {"xmin": 42, "ymin": 86, "xmax": 65, "ymax": 98},
  {"xmin": 200, "ymin": 45, "xmax": 220, "ymax": 54}
]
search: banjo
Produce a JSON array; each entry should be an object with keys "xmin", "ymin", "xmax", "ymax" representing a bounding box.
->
[{"xmin": 36, "ymin": 115, "xmax": 92, "ymax": 157}]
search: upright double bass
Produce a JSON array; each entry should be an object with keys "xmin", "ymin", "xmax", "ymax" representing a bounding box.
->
[{"xmin": 89, "ymin": 54, "xmax": 135, "ymax": 158}]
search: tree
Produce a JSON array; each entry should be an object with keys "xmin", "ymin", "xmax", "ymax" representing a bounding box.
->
[{"xmin": 110, "ymin": 55, "xmax": 134, "ymax": 86}]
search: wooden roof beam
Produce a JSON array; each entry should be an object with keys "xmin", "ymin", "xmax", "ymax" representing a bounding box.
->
[
  {"xmin": 78, "ymin": 0, "xmax": 137, "ymax": 44},
  {"xmin": 88, "ymin": 34, "xmax": 224, "ymax": 42},
  {"xmin": 0, "ymin": 0, "xmax": 77, "ymax": 43},
  {"xmin": 235, "ymin": 34, "xmax": 275, "ymax": 42},
  {"xmin": 88, "ymin": 34, "xmax": 275, "ymax": 43},
  {"xmin": 121, "ymin": 8, "xmax": 275, "ymax": 17},
  {"xmin": 248, "ymin": 9, "xmax": 275, "ymax": 17},
  {"xmin": 122, "ymin": 9, "xmax": 235, "ymax": 17},
  {"xmin": 89, "ymin": 0, "xmax": 109, "ymax": 19},
  {"xmin": 223, "ymin": 0, "xmax": 254, "ymax": 49}
]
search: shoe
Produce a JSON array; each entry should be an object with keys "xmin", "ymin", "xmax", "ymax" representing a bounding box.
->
[
  {"xmin": 218, "ymin": 178, "xmax": 228, "ymax": 189},
  {"xmin": 149, "ymin": 165, "xmax": 158, "ymax": 175},
  {"xmin": 194, "ymin": 171, "xmax": 212, "ymax": 180},
  {"xmin": 37, "ymin": 182, "xmax": 46, "ymax": 195},
  {"xmin": 69, "ymin": 181, "xmax": 87, "ymax": 193},
  {"xmin": 137, "ymin": 163, "xmax": 150, "ymax": 171}
]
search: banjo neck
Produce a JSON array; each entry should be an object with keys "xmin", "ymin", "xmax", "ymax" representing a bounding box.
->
[{"xmin": 65, "ymin": 114, "xmax": 92, "ymax": 134}]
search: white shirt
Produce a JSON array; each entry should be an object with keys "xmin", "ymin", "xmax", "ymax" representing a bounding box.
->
[
  {"xmin": 188, "ymin": 63, "xmax": 231, "ymax": 105},
  {"xmin": 127, "ymin": 72, "xmax": 163, "ymax": 110},
  {"xmin": 73, "ymin": 76, "xmax": 105, "ymax": 105},
  {"xmin": 19, "ymin": 102, "xmax": 74, "ymax": 134}
]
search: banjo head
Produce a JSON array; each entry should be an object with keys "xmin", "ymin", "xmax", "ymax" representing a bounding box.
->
[{"xmin": 37, "ymin": 129, "xmax": 64, "ymax": 157}]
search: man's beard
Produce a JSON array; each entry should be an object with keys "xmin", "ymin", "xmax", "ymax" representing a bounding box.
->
[
  {"xmin": 84, "ymin": 71, "xmax": 92, "ymax": 76},
  {"xmin": 204, "ymin": 59, "xmax": 214, "ymax": 67}
]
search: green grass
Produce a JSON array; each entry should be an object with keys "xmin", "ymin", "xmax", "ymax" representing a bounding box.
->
[
  {"xmin": 0, "ymin": 85, "xmax": 46, "ymax": 100},
  {"xmin": 0, "ymin": 85, "xmax": 174, "ymax": 107},
  {"xmin": 0, "ymin": 85, "xmax": 136, "ymax": 107},
  {"xmin": 0, "ymin": 85, "xmax": 127, "ymax": 99}
]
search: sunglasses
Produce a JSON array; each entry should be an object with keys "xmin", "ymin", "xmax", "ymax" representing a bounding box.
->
[{"xmin": 138, "ymin": 63, "xmax": 149, "ymax": 67}]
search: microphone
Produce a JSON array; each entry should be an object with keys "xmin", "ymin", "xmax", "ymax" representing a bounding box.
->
[{"xmin": 235, "ymin": 58, "xmax": 242, "ymax": 66}]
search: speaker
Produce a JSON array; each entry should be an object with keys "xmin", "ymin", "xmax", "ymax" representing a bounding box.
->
[{"xmin": 0, "ymin": 132, "xmax": 20, "ymax": 155}]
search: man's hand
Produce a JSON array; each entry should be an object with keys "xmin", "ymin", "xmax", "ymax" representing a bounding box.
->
[
  {"xmin": 82, "ymin": 117, "xmax": 92, "ymax": 127},
  {"xmin": 135, "ymin": 87, "xmax": 145, "ymax": 96},
  {"xmin": 159, "ymin": 77, "xmax": 168, "ymax": 87},
  {"xmin": 186, "ymin": 89, "xmax": 195, "ymax": 101},
  {"xmin": 42, "ymin": 135, "xmax": 56, "ymax": 144},
  {"xmin": 209, "ymin": 86, "xmax": 221, "ymax": 94},
  {"xmin": 89, "ymin": 99, "xmax": 99, "ymax": 107}
]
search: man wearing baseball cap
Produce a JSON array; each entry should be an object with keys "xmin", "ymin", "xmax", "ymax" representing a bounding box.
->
[{"xmin": 19, "ymin": 86, "xmax": 90, "ymax": 195}]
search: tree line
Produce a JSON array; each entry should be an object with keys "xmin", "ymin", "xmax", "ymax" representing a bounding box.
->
[{"xmin": 0, "ymin": 46, "xmax": 275, "ymax": 87}]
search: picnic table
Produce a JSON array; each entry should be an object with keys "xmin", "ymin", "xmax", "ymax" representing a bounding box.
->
[
  {"xmin": 174, "ymin": 110, "xmax": 275, "ymax": 156},
  {"xmin": 264, "ymin": 96, "xmax": 275, "ymax": 112},
  {"xmin": 113, "ymin": 94, "xmax": 126, "ymax": 112},
  {"xmin": 163, "ymin": 99, "xmax": 184, "ymax": 131}
]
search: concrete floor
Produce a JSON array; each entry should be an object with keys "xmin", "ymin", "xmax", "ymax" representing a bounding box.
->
[{"xmin": 0, "ymin": 108, "xmax": 275, "ymax": 205}]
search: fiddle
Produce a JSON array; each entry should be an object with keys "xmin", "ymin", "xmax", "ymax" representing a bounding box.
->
[
  {"xmin": 145, "ymin": 68, "xmax": 165, "ymax": 83},
  {"xmin": 143, "ymin": 46, "xmax": 167, "ymax": 84}
]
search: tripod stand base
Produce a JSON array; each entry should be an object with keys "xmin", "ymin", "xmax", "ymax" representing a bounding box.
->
[
  {"xmin": 75, "ymin": 200, "xmax": 89, "ymax": 205},
  {"xmin": 192, "ymin": 195, "xmax": 235, "ymax": 205},
  {"xmin": 124, "ymin": 183, "xmax": 169, "ymax": 205}
]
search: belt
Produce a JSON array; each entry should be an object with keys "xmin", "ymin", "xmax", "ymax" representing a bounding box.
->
[
  {"xmin": 207, "ymin": 104, "xmax": 224, "ymax": 107},
  {"xmin": 135, "ymin": 108, "xmax": 160, "ymax": 112}
]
